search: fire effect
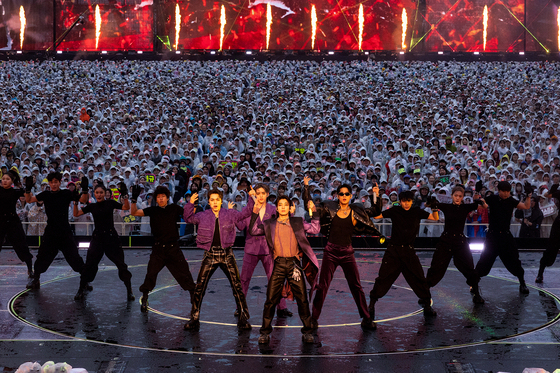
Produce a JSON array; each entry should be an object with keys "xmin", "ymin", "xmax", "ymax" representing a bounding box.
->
[
  {"xmin": 266, "ymin": 3, "xmax": 272, "ymax": 50},
  {"xmin": 19, "ymin": 6, "xmax": 25, "ymax": 50},
  {"xmin": 483, "ymin": 5, "xmax": 488, "ymax": 51},
  {"xmin": 175, "ymin": 3, "xmax": 180, "ymax": 50},
  {"xmin": 401, "ymin": 8, "xmax": 407, "ymax": 50},
  {"xmin": 311, "ymin": 4, "xmax": 317, "ymax": 50},
  {"xmin": 95, "ymin": 5, "xmax": 101, "ymax": 50},
  {"xmin": 358, "ymin": 4, "xmax": 364, "ymax": 51},
  {"xmin": 219, "ymin": 5, "xmax": 226, "ymax": 51},
  {"xmin": 557, "ymin": 8, "xmax": 560, "ymax": 51}
]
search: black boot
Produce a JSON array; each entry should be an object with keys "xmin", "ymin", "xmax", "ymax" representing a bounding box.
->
[
  {"xmin": 140, "ymin": 292, "xmax": 149, "ymax": 312},
  {"xmin": 26, "ymin": 275, "xmax": 40, "ymax": 289},
  {"xmin": 237, "ymin": 310, "xmax": 252, "ymax": 330},
  {"xmin": 470, "ymin": 284, "xmax": 485, "ymax": 304},
  {"xmin": 535, "ymin": 265, "xmax": 545, "ymax": 283},
  {"xmin": 26, "ymin": 260, "xmax": 33, "ymax": 278},
  {"xmin": 277, "ymin": 308, "xmax": 293, "ymax": 318},
  {"xmin": 125, "ymin": 281, "xmax": 135, "ymax": 301},
  {"xmin": 184, "ymin": 318, "xmax": 200, "ymax": 331},
  {"xmin": 74, "ymin": 281, "xmax": 89, "ymax": 301},
  {"xmin": 361, "ymin": 317, "xmax": 377, "ymax": 331},
  {"xmin": 519, "ymin": 278, "xmax": 530, "ymax": 295}
]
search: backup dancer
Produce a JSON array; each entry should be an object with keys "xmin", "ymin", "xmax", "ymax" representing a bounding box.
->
[
  {"xmin": 476, "ymin": 181, "xmax": 532, "ymax": 294},
  {"xmin": 183, "ymin": 188, "xmax": 255, "ymax": 331},
  {"xmin": 236, "ymin": 183, "xmax": 290, "ymax": 318},
  {"xmin": 73, "ymin": 184, "xmax": 134, "ymax": 301},
  {"xmin": 425, "ymin": 186, "xmax": 486, "ymax": 303},
  {"xmin": 0, "ymin": 171, "xmax": 33, "ymax": 279},
  {"xmin": 369, "ymin": 191, "xmax": 439, "ymax": 321},
  {"xmin": 249, "ymin": 196, "xmax": 320, "ymax": 344},
  {"xmin": 130, "ymin": 185, "xmax": 196, "ymax": 312},
  {"xmin": 25, "ymin": 172, "xmax": 89, "ymax": 290},
  {"xmin": 537, "ymin": 184, "xmax": 560, "ymax": 283},
  {"xmin": 303, "ymin": 177, "xmax": 382, "ymax": 330}
]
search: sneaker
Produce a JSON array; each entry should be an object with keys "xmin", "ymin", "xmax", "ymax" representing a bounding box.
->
[
  {"xmin": 535, "ymin": 275, "xmax": 544, "ymax": 283},
  {"xmin": 184, "ymin": 319, "xmax": 200, "ymax": 331},
  {"xmin": 277, "ymin": 308, "xmax": 293, "ymax": 318},
  {"xmin": 361, "ymin": 317, "xmax": 377, "ymax": 331},
  {"xmin": 519, "ymin": 283, "xmax": 530, "ymax": 295},
  {"xmin": 423, "ymin": 305, "xmax": 437, "ymax": 317},
  {"xmin": 26, "ymin": 277, "xmax": 40, "ymax": 290},
  {"xmin": 302, "ymin": 333, "xmax": 314, "ymax": 344},
  {"xmin": 140, "ymin": 293, "xmax": 149, "ymax": 313},
  {"xmin": 258, "ymin": 333, "xmax": 270, "ymax": 344}
]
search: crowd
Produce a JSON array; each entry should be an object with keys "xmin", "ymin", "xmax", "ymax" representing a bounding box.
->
[{"xmin": 1, "ymin": 58, "xmax": 559, "ymax": 239}]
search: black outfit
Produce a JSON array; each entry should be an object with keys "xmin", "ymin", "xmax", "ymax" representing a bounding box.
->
[
  {"xmin": 139, "ymin": 204, "xmax": 195, "ymax": 294},
  {"xmin": 475, "ymin": 195, "xmax": 525, "ymax": 279},
  {"xmin": 538, "ymin": 191, "xmax": 560, "ymax": 275},
  {"xmin": 517, "ymin": 206, "xmax": 543, "ymax": 238},
  {"xmin": 81, "ymin": 200, "xmax": 132, "ymax": 286},
  {"xmin": 370, "ymin": 206, "xmax": 432, "ymax": 302},
  {"xmin": 426, "ymin": 203, "xmax": 480, "ymax": 288},
  {"xmin": 0, "ymin": 187, "xmax": 33, "ymax": 270},
  {"xmin": 33, "ymin": 190, "xmax": 84, "ymax": 279}
]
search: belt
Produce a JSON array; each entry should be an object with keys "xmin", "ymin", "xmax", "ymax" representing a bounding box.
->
[{"xmin": 210, "ymin": 246, "xmax": 232, "ymax": 251}]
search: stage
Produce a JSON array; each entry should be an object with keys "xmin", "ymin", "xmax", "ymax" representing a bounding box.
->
[{"xmin": 1, "ymin": 248, "xmax": 560, "ymax": 372}]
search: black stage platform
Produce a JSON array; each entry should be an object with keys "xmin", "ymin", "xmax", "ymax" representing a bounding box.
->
[{"xmin": 2, "ymin": 249, "xmax": 560, "ymax": 372}]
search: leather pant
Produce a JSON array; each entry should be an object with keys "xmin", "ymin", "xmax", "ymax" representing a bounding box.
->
[{"xmin": 190, "ymin": 247, "xmax": 249, "ymax": 321}]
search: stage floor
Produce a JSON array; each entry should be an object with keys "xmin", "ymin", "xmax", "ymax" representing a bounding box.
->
[{"xmin": 2, "ymin": 248, "xmax": 560, "ymax": 373}]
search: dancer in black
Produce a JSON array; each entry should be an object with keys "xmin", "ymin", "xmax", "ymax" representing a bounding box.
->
[
  {"xmin": 73, "ymin": 183, "xmax": 134, "ymax": 301},
  {"xmin": 536, "ymin": 184, "xmax": 560, "ymax": 283},
  {"xmin": 425, "ymin": 186, "xmax": 486, "ymax": 303},
  {"xmin": 0, "ymin": 171, "xmax": 33, "ymax": 279},
  {"xmin": 25, "ymin": 172, "xmax": 89, "ymax": 290},
  {"xmin": 476, "ymin": 181, "xmax": 532, "ymax": 294},
  {"xmin": 130, "ymin": 185, "xmax": 196, "ymax": 312},
  {"xmin": 369, "ymin": 191, "xmax": 439, "ymax": 320}
]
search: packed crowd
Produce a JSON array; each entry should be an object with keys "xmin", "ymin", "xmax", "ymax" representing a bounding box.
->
[{"xmin": 1, "ymin": 58, "xmax": 559, "ymax": 238}]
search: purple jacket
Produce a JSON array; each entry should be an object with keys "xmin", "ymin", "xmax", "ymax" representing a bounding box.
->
[
  {"xmin": 236, "ymin": 203, "xmax": 276, "ymax": 256},
  {"xmin": 249, "ymin": 213, "xmax": 321, "ymax": 298},
  {"xmin": 183, "ymin": 198, "xmax": 254, "ymax": 251}
]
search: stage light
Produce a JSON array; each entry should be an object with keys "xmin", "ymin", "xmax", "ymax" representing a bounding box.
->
[
  {"xmin": 210, "ymin": 51, "xmax": 216, "ymax": 55},
  {"xmin": 19, "ymin": 6, "xmax": 26, "ymax": 50},
  {"xmin": 358, "ymin": 4, "xmax": 364, "ymax": 51},
  {"xmin": 175, "ymin": 51, "xmax": 180, "ymax": 54},
  {"xmin": 95, "ymin": 5, "xmax": 101, "ymax": 50},
  {"xmin": 328, "ymin": 51, "xmax": 334, "ymax": 55},
  {"xmin": 399, "ymin": 51, "xmax": 405, "ymax": 55},
  {"xmin": 519, "ymin": 51, "xmax": 525, "ymax": 55},
  {"xmin": 483, "ymin": 5, "xmax": 488, "ymax": 51},
  {"xmin": 364, "ymin": 51, "xmax": 369, "ymax": 55},
  {"xmin": 438, "ymin": 51, "xmax": 443, "ymax": 55},
  {"xmin": 175, "ymin": 3, "xmax": 180, "ymax": 50},
  {"xmin": 78, "ymin": 242, "xmax": 90, "ymax": 249},
  {"xmin": 469, "ymin": 243, "xmax": 484, "ymax": 252},
  {"xmin": 311, "ymin": 4, "xmax": 317, "ymax": 50},
  {"xmin": 401, "ymin": 8, "xmax": 407, "ymax": 50},
  {"xmin": 101, "ymin": 51, "xmax": 107, "ymax": 54},
  {"xmin": 473, "ymin": 51, "xmax": 480, "ymax": 55},
  {"xmin": 16, "ymin": 51, "xmax": 22, "ymax": 54},
  {"xmin": 266, "ymin": 3, "xmax": 272, "ymax": 50},
  {"xmin": 137, "ymin": 51, "xmax": 143, "ymax": 54},
  {"xmin": 57, "ymin": 50, "xmax": 62, "ymax": 54},
  {"xmin": 219, "ymin": 4, "xmax": 226, "ymax": 51},
  {"xmin": 246, "ymin": 50, "xmax": 253, "ymax": 55}
]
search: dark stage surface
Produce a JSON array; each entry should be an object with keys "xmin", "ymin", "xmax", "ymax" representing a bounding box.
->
[{"xmin": 2, "ymin": 249, "xmax": 560, "ymax": 372}]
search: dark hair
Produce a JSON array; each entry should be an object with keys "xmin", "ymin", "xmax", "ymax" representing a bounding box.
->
[
  {"xmin": 337, "ymin": 184, "xmax": 352, "ymax": 194},
  {"xmin": 93, "ymin": 184, "xmax": 107, "ymax": 193},
  {"xmin": 275, "ymin": 195, "xmax": 292, "ymax": 207},
  {"xmin": 208, "ymin": 188, "xmax": 223, "ymax": 200},
  {"xmin": 4, "ymin": 170, "xmax": 21, "ymax": 187},
  {"xmin": 46, "ymin": 172, "xmax": 62, "ymax": 182},
  {"xmin": 154, "ymin": 185, "xmax": 170, "ymax": 199},
  {"xmin": 451, "ymin": 186, "xmax": 465, "ymax": 195},
  {"xmin": 254, "ymin": 183, "xmax": 270, "ymax": 194},
  {"xmin": 497, "ymin": 181, "xmax": 512, "ymax": 192},
  {"xmin": 399, "ymin": 190, "xmax": 415, "ymax": 201}
]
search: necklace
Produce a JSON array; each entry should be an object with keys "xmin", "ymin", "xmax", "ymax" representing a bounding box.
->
[{"xmin": 277, "ymin": 217, "xmax": 290, "ymax": 225}]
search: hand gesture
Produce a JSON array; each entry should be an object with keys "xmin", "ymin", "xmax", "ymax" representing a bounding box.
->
[
  {"xmin": 290, "ymin": 205, "xmax": 296, "ymax": 215},
  {"xmin": 248, "ymin": 185, "xmax": 256, "ymax": 198},
  {"xmin": 253, "ymin": 201, "xmax": 263, "ymax": 213},
  {"xmin": 308, "ymin": 200, "xmax": 316, "ymax": 212},
  {"xmin": 131, "ymin": 185, "xmax": 142, "ymax": 201},
  {"xmin": 371, "ymin": 182, "xmax": 379, "ymax": 196},
  {"xmin": 228, "ymin": 201, "xmax": 235, "ymax": 209},
  {"xmin": 190, "ymin": 192, "xmax": 198, "ymax": 205},
  {"xmin": 303, "ymin": 176, "xmax": 311, "ymax": 186},
  {"xmin": 80, "ymin": 177, "xmax": 89, "ymax": 193}
]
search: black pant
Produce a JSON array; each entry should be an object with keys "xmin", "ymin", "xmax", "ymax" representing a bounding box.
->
[
  {"xmin": 476, "ymin": 231, "xmax": 525, "ymax": 279},
  {"xmin": 82, "ymin": 229, "xmax": 132, "ymax": 285},
  {"xmin": 0, "ymin": 216, "xmax": 32, "ymax": 264},
  {"xmin": 139, "ymin": 242, "xmax": 195, "ymax": 294},
  {"xmin": 426, "ymin": 234, "xmax": 479, "ymax": 288},
  {"xmin": 190, "ymin": 247, "xmax": 248, "ymax": 321},
  {"xmin": 370, "ymin": 243, "xmax": 431, "ymax": 302},
  {"xmin": 540, "ymin": 219, "xmax": 560, "ymax": 269},
  {"xmin": 261, "ymin": 257, "xmax": 312, "ymax": 335},
  {"xmin": 34, "ymin": 226, "xmax": 84, "ymax": 278}
]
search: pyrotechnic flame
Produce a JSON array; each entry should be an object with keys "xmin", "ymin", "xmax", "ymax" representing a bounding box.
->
[
  {"xmin": 19, "ymin": 6, "xmax": 25, "ymax": 50},
  {"xmin": 95, "ymin": 5, "xmax": 101, "ymax": 50},
  {"xmin": 266, "ymin": 3, "xmax": 272, "ymax": 50},
  {"xmin": 219, "ymin": 5, "xmax": 226, "ymax": 51},
  {"xmin": 483, "ymin": 5, "xmax": 488, "ymax": 51},
  {"xmin": 358, "ymin": 4, "xmax": 364, "ymax": 51},
  {"xmin": 557, "ymin": 8, "xmax": 560, "ymax": 51},
  {"xmin": 401, "ymin": 8, "xmax": 407, "ymax": 50},
  {"xmin": 311, "ymin": 4, "xmax": 317, "ymax": 50},
  {"xmin": 175, "ymin": 4, "xmax": 180, "ymax": 50}
]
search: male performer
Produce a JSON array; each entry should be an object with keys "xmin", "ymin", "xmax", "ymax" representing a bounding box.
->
[
  {"xmin": 537, "ymin": 184, "xmax": 560, "ymax": 283},
  {"xmin": 249, "ymin": 195, "xmax": 320, "ymax": 344},
  {"xmin": 425, "ymin": 186, "xmax": 486, "ymax": 303},
  {"xmin": 25, "ymin": 172, "xmax": 89, "ymax": 290},
  {"xmin": 131, "ymin": 185, "xmax": 196, "ymax": 312},
  {"xmin": 476, "ymin": 181, "xmax": 531, "ymax": 294},
  {"xmin": 236, "ymin": 183, "xmax": 290, "ymax": 318},
  {"xmin": 303, "ymin": 177, "xmax": 382, "ymax": 330},
  {"xmin": 369, "ymin": 191, "xmax": 439, "ymax": 320},
  {"xmin": 183, "ymin": 188, "xmax": 255, "ymax": 331}
]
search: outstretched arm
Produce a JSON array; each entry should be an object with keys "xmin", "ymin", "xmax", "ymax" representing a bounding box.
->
[
  {"xmin": 183, "ymin": 192, "xmax": 201, "ymax": 224},
  {"xmin": 73, "ymin": 201, "xmax": 84, "ymax": 217},
  {"xmin": 516, "ymin": 194, "xmax": 532, "ymax": 210}
]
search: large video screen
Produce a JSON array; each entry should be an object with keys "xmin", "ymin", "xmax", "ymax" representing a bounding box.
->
[{"xmin": 3, "ymin": 0, "xmax": 560, "ymax": 52}]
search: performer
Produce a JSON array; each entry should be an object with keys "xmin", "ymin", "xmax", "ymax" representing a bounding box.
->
[
  {"xmin": 369, "ymin": 191, "xmax": 439, "ymax": 320},
  {"xmin": 0, "ymin": 171, "xmax": 33, "ymax": 279},
  {"xmin": 476, "ymin": 181, "xmax": 531, "ymax": 294},
  {"xmin": 236, "ymin": 183, "xmax": 290, "ymax": 318},
  {"xmin": 303, "ymin": 177, "xmax": 382, "ymax": 330},
  {"xmin": 535, "ymin": 185, "xmax": 560, "ymax": 283},
  {"xmin": 249, "ymin": 195, "xmax": 320, "ymax": 344},
  {"xmin": 425, "ymin": 186, "xmax": 486, "ymax": 303},
  {"xmin": 73, "ymin": 183, "xmax": 134, "ymax": 301},
  {"xmin": 130, "ymin": 185, "xmax": 196, "ymax": 312},
  {"xmin": 25, "ymin": 172, "xmax": 89, "ymax": 290},
  {"xmin": 517, "ymin": 196, "xmax": 543, "ymax": 238},
  {"xmin": 183, "ymin": 188, "xmax": 255, "ymax": 331}
]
